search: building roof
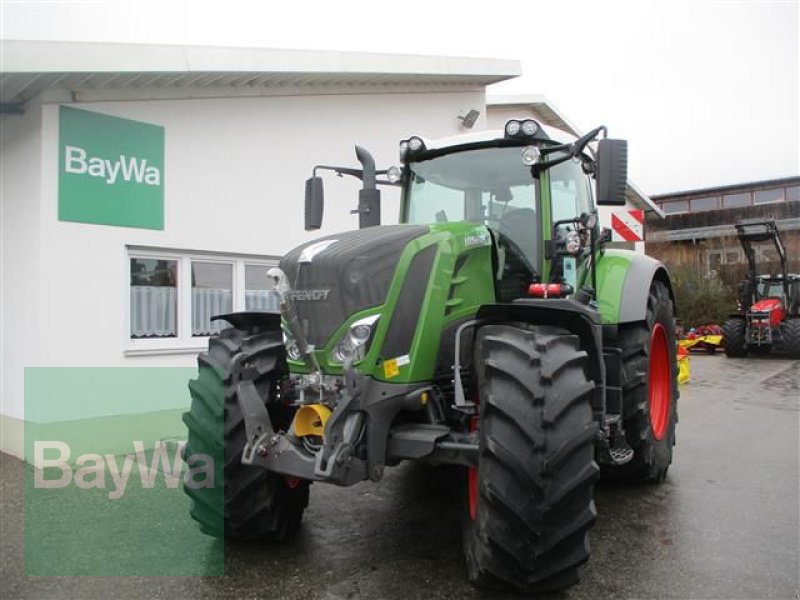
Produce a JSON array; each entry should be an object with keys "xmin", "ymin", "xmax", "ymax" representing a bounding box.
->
[
  {"xmin": 487, "ymin": 94, "xmax": 664, "ymax": 218},
  {"xmin": 651, "ymin": 176, "xmax": 800, "ymax": 201},
  {"xmin": 0, "ymin": 40, "xmax": 521, "ymax": 105},
  {"xmin": 647, "ymin": 217, "xmax": 800, "ymax": 242}
]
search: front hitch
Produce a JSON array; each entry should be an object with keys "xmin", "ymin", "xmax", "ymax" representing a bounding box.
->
[{"xmin": 237, "ymin": 358, "xmax": 369, "ymax": 485}]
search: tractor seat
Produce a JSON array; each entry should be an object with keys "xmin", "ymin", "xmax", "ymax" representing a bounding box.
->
[
  {"xmin": 495, "ymin": 208, "xmax": 538, "ymax": 302},
  {"xmin": 498, "ymin": 207, "xmax": 538, "ymax": 270}
]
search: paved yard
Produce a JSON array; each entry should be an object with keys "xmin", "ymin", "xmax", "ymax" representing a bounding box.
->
[{"xmin": 1, "ymin": 352, "xmax": 798, "ymax": 599}]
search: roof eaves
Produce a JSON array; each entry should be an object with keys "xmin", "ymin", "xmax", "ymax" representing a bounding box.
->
[
  {"xmin": 0, "ymin": 40, "xmax": 521, "ymax": 81},
  {"xmin": 651, "ymin": 175, "xmax": 800, "ymax": 200}
]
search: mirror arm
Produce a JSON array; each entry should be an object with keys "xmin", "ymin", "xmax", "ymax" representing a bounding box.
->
[
  {"xmin": 312, "ymin": 165, "xmax": 364, "ymax": 180},
  {"xmin": 531, "ymin": 152, "xmax": 572, "ymax": 177},
  {"xmin": 538, "ymin": 126, "xmax": 607, "ymax": 169},
  {"xmin": 312, "ymin": 166, "xmax": 399, "ymax": 182},
  {"xmin": 571, "ymin": 126, "xmax": 607, "ymax": 157}
]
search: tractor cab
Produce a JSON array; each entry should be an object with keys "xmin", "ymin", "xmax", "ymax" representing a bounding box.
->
[{"xmin": 398, "ymin": 121, "xmax": 623, "ymax": 302}]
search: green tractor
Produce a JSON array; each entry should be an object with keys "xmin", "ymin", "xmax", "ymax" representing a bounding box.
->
[{"xmin": 183, "ymin": 119, "xmax": 678, "ymax": 593}]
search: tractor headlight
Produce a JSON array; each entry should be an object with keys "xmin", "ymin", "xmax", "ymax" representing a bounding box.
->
[
  {"xmin": 283, "ymin": 328, "xmax": 302, "ymax": 361},
  {"xmin": 521, "ymin": 145, "xmax": 541, "ymax": 166},
  {"xmin": 505, "ymin": 119, "xmax": 541, "ymax": 140},
  {"xmin": 400, "ymin": 137, "xmax": 426, "ymax": 162},
  {"xmin": 505, "ymin": 120, "xmax": 521, "ymax": 137},
  {"xmin": 399, "ymin": 140, "xmax": 409, "ymax": 161},
  {"xmin": 521, "ymin": 119, "xmax": 539, "ymax": 136},
  {"xmin": 386, "ymin": 165, "xmax": 402, "ymax": 183},
  {"xmin": 330, "ymin": 314, "xmax": 381, "ymax": 364},
  {"xmin": 408, "ymin": 136, "xmax": 425, "ymax": 152}
]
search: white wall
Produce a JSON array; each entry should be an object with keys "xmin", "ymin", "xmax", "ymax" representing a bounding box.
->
[
  {"xmin": 1, "ymin": 102, "xmax": 43, "ymax": 429},
  {"xmin": 0, "ymin": 87, "xmax": 485, "ymax": 454}
]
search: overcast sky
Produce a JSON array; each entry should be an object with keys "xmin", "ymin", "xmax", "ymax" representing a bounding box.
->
[{"xmin": 2, "ymin": 0, "xmax": 797, "ymax": 195}]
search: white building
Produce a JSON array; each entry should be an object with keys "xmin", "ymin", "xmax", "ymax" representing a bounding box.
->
[{"xmin": 0, "ymin": 41, "xmax": 658, "ymax": 458}]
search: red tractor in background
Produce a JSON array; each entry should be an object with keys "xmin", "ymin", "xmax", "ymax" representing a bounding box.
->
[{"xmin": 723, "ymin": 219, "xmax": 800, "ymax": 358}]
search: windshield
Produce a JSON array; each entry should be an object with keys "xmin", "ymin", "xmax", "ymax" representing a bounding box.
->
[
  {"xmin": 758, "ymin": 280, "xmax": 785, "ymax": 297},
  {"xmin": 405, "ymin": 146, "xmax": 540, "ymax": 270},
  {"xmin": 406, "ymin": 147, "xmax": 537, "ymax": 224}
]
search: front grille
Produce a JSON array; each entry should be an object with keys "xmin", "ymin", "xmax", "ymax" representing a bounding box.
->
[{"xmin": 279, "ymin": 225, "xmax": 429, "ymax": 346}]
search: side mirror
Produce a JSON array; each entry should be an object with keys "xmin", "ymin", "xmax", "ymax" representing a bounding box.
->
[
  {"xmin": 305, "ymin": 177, "xmax": 324, "ymax": 231},
  {"xmin": 596, "ymin": 139, "xmax": 628, "ymax": 206}
]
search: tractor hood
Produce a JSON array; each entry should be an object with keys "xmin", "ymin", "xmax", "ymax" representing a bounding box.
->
[
  {"xmin": 279, "ymin": 224, "xmax": 430, "ymax": 347},
  {"xmin": 751, "ymin": 298, "xmax": 782, "ymax": 312}
]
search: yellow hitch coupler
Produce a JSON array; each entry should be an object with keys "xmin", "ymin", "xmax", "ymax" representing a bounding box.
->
[{"xmin": 294, "ymin": 404, "xmax": 332, "ymax": 437}]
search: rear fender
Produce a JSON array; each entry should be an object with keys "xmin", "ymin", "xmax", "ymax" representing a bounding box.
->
[
  {"xmin": 212, "ymin": 311, "xmax": 281, "ymax": 332},
  {"xmin": 596, "ymin": 250, "xmax": 675, "ymax": 324}
]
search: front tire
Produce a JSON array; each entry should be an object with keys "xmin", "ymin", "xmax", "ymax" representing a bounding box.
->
[
  {"xmin": 603, "ymin": 280, "xmax": 678, "ymax": 483},
  {"xmin": 464, "ymin": 324, "xmax": 598, "ymax": 593},
  {"xmin": 182, "ymin": 325, "xmax": 309, "ymax": 541},
  {"xmin": 722, "ymin": 318, "xmax": 748, "ymax": 357},
  {"xmin": 783, "ymin": 318, "xmax": 800, "ymax": 359}
]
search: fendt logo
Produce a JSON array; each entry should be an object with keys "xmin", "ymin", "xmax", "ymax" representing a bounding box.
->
[
  {"xmin": 285, "ymin": 289, "xmax": 332, "ymax": 301},
  {"xmin": 58, "ymin": 106, "xmax": 165, "ymax": 230},
  {"xmin": 64, "ymin": 145, "xmax": 162, "ymax": 186}
]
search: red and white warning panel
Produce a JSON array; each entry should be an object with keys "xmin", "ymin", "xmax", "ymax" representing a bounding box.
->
[{"xmin": 611, "ymin": 209, "xmax": 645, "ymax": 242}]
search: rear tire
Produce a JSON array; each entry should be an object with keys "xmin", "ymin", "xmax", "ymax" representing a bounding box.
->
[
  {"xmin": 782, "ymin": 318, "xmax": 800, "ymax": 359},
  {"xmin": 722, "ymin": 318, "xmax": 748, "ymax": 357},
  {"xmin": 464, "ymin": 324, "xmax": 598, "ymax": 593},
  {"xmin": 602, "ymin": 280, "xmax": 678, "ymax": 483},
  {"xmin": 183, "ymin": 325, "xmax": 309, "ymax": 541}
]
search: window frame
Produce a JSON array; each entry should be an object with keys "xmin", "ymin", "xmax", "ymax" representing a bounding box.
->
[
  {"xmin": 190, "ymin": 258, "xmax": 236, "ymax": 338},
  {"xmin": 125, "ymin": 247, "xmax": 279, "ymax": 356},
  {"xmin": 752, "ymin": 187, "xmax": 785, "ymax": 205},
  {"xmin": 662, "ymin": 199, "xmax": 689, "ymax": 214},
  {"xmin": 689, "ymin": 196, "xmax": 721, "ymax": 212}
]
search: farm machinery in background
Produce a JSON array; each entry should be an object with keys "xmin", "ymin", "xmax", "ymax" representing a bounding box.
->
[{"xmin": 722, "ymin": 219, "xmax": 800, "ymax": 358}]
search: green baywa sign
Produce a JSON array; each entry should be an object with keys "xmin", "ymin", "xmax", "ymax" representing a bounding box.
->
[{"xmin": 58, "ymin": 106, "xmax": 165, "ymax": 230}]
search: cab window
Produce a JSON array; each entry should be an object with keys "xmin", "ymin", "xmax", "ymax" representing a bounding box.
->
[{"xmin": 550, "ymin": 156, "xmax": 593, "ymax": 223}]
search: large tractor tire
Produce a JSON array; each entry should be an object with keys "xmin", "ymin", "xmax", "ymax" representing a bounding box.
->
[
  {"xmin": 464, "ymin": 324, "xmax": 599, "ymax": 594},
  {"xmin": 182, "ymin": 325, "xmax": 309, "ymax": 541},
  {"xmin": 603, "ymin": 280, "xmax": 678, "ymax": 483},
  {"xmin": 722, "ymin": 318, "xmax": 748, "ymax": 357},
  {"xmin": 782, "ymin": 317, "xmax": 800, "ymax": 359}
]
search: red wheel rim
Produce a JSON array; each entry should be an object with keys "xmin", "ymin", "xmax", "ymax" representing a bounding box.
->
[
  {"xmin": 649, "ymin": 323, "xmax": 671, "ymax": 441},
  {"xmin": 468, "ymin": 416, "xmax": 478, "ymax": 521}
]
